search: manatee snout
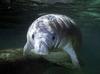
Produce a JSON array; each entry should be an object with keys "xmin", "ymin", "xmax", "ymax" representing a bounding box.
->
[
  {"xmin": 24, "ymin": 38, "xmax": 49, "ymax": 56},
  {"xmin": 33, "ymin": 38, "xmax": 49, "ymax": 55}
]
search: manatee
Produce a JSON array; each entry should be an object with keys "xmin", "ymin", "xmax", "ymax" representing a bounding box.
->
[{"xmin": 23, "ymin": 14, "xmax": 82, "ymax": 69}]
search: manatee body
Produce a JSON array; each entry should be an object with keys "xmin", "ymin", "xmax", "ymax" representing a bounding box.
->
[{"xmin": 24, "ymin": 14, "xmax": 81, "ymax": 68}]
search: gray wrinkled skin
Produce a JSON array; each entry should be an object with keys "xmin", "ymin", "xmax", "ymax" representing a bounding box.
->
[{"xmin": 24, "ymin": 14, "xmax": 81, "ymax": 69}]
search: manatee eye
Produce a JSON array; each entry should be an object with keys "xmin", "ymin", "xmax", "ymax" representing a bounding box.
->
[
  {"xmin": 32, "ymin": 34, "xmax": 34, "ymax": 39},
  {"xmin": 52, "ymin": 36, "xmax": 55, "ymax": 41}
]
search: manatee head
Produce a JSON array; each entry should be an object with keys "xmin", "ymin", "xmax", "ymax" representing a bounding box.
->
[
  {"xmin": 24, "ymin": 14, "xmax": 61, "ymax": 56},
  {"xmin": 29, "ymin": 25, "xmax": 57, "ymax": 55}
]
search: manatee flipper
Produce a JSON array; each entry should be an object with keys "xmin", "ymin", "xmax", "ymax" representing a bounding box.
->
[
  {"xmin": 43, "ymin": 51, "xmax": 74, "ymax": 69},
  {"xmin": 43, "ymin": 51, "xmax": 83, "ymax": 74},
  {"xmin": 63, "ymin": 41, "xmax": 80, "ymax": 69}
]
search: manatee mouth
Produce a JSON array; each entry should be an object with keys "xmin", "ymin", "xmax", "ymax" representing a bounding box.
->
[{"xmin": 33, "ymin": 41, "xmax": 49, "ymax": 55}]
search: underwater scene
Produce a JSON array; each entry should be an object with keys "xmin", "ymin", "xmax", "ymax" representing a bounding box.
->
[{"xmin": 0, "ymin": 0, "xmax": 100, "ymax": 74}]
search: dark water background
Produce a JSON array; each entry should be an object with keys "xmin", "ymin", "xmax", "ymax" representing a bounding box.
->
[{"xmin": 0, "ymin": 0, "xmax": 100, "ymax": 74}]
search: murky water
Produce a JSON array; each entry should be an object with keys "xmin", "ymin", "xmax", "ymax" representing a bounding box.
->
[{"xmin": 0, "ymin": 1, "xmax": 100, "ymax": 74}]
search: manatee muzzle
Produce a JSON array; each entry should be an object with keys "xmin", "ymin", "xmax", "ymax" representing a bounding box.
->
[{"xmin": 31, "ymin": 40, "xmax": 49, "ymax": 55}]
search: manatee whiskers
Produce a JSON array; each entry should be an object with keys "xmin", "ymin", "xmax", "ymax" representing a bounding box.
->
[{"xmin": 23, "ymin": 14, "xmax": 82, "ymax": 69}]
